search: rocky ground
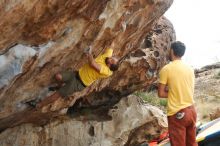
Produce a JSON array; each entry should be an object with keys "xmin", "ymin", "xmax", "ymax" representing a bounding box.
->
[{"xmin": 194, "ymin": 62, "xmax": 220, "ymax": 122}]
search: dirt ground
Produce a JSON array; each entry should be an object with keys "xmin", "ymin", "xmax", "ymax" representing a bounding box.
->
[{"xmin": 194, "ymin": 67, "xmax": 220, "ymax": 122}]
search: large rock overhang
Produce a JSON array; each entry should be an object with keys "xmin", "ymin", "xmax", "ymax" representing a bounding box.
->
[{"xmin": 0, "ymin": 0, "xmax": 175, "ymax": 132}]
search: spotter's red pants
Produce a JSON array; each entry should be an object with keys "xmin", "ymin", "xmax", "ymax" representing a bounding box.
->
[{"xmin": 168, "ymin": 105, "xmax": 198, "ymax": 146}]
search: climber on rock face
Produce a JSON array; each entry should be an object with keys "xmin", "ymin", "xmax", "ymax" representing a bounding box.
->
[
  {"xmin": 28, "ymin": 46, "xmax": 119, "ymax": 108},
  {"xmin": 158, "ymin": 41, "xmax": 197, "ymax": 146}
]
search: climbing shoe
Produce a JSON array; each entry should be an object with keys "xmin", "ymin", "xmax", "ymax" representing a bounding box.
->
[
  {"xmin": 48, "ymin": 86, "xmax": 60, "ymax": 91},
  {"xmin": 26, "ymin": 100, "xmax": 38, "ymax": 108}
]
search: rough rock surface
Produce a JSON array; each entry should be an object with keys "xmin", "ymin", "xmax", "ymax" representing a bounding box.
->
[
  {"xmin": 0, "ymin": 0, "xmax": 175, "ymax": 145},
  {"xmin": 0, "ymin": 0, "xmax": 175, "ymax": 131},
  {"xmin": 0, "ymin": 95, "xmax": 167, "ymax": 146}
]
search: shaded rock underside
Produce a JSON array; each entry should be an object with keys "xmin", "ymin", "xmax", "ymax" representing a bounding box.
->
[{"xmin": 0, "ymin": 95, "xmax": 168, "ymax": 146}]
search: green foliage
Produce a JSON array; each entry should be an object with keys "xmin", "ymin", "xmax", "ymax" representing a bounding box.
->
[
  {"xmin": 159, "ymin": 99, "xmax": 168, "ymax": 107},
  {"xmin": 134, "ymin": 91, "xmax": 167, "ymax": 108}
]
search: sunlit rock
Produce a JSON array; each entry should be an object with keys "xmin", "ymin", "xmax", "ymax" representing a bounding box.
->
[{"xmin": 0, "ymin": 0, "xmax": 174, "ymax": 145}]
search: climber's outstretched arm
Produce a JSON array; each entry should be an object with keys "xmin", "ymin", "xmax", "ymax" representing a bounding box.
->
[{"xmin": 85, "ymin": 48, "xmax": 101, "ymax": 72}]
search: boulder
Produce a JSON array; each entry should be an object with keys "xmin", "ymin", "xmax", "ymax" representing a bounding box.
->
[
  {"xmin": 0, "ymin": 0, "xmax": 175, "ymax": 143},
  {"xmin": 0, "ymin": 95, "xmax": 167, "ymax": 146}
]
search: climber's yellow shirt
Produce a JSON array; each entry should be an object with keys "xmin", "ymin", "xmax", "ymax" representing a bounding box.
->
[
  {"xmin": 159, "ymin": 60, "xmax": 195, "ymax": 116},
  {"xmin": 79, "ymin": 49, "xmax": 113, "ymax": 86}
]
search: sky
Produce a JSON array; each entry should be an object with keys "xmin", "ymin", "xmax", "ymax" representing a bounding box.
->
[{"xmin": 165, "ymin": 0, "xmax": 220, "ymax": 68}]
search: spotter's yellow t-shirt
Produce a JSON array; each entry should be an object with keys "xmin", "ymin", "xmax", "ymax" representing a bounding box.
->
[
  {"xmin": 79, "ymin": 49, "xmax": 113, "ymax": 86},
  {"xmin": 159, "ymin": 60, "xmax": 195, "ymax": 116}
]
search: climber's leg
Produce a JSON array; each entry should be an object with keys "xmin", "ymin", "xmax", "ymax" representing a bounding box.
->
[
  {"xmin": 36, "ymin": 92, "xmax": 61, "ymax": 108},
  {"xmin": 49, "ymin": 71, "xmax": 73, "ymax": 91},
  {"xmin": 57, "ymin": 71, "xmax": 85, "ymax": 97},
  {"xmin": 36, "ymin": 71, "xmax": 85, "ymax": 108}
]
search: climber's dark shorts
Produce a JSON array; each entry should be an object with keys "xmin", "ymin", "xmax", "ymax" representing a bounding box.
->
[{"xmin": 58, "ymin": 71, "xmax": 86, "ymax": 98}]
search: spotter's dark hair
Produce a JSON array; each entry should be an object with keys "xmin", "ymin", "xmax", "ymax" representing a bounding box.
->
[{"xmin": 171, "ymin": 41, "xmax": 186, "ymax": 57}]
